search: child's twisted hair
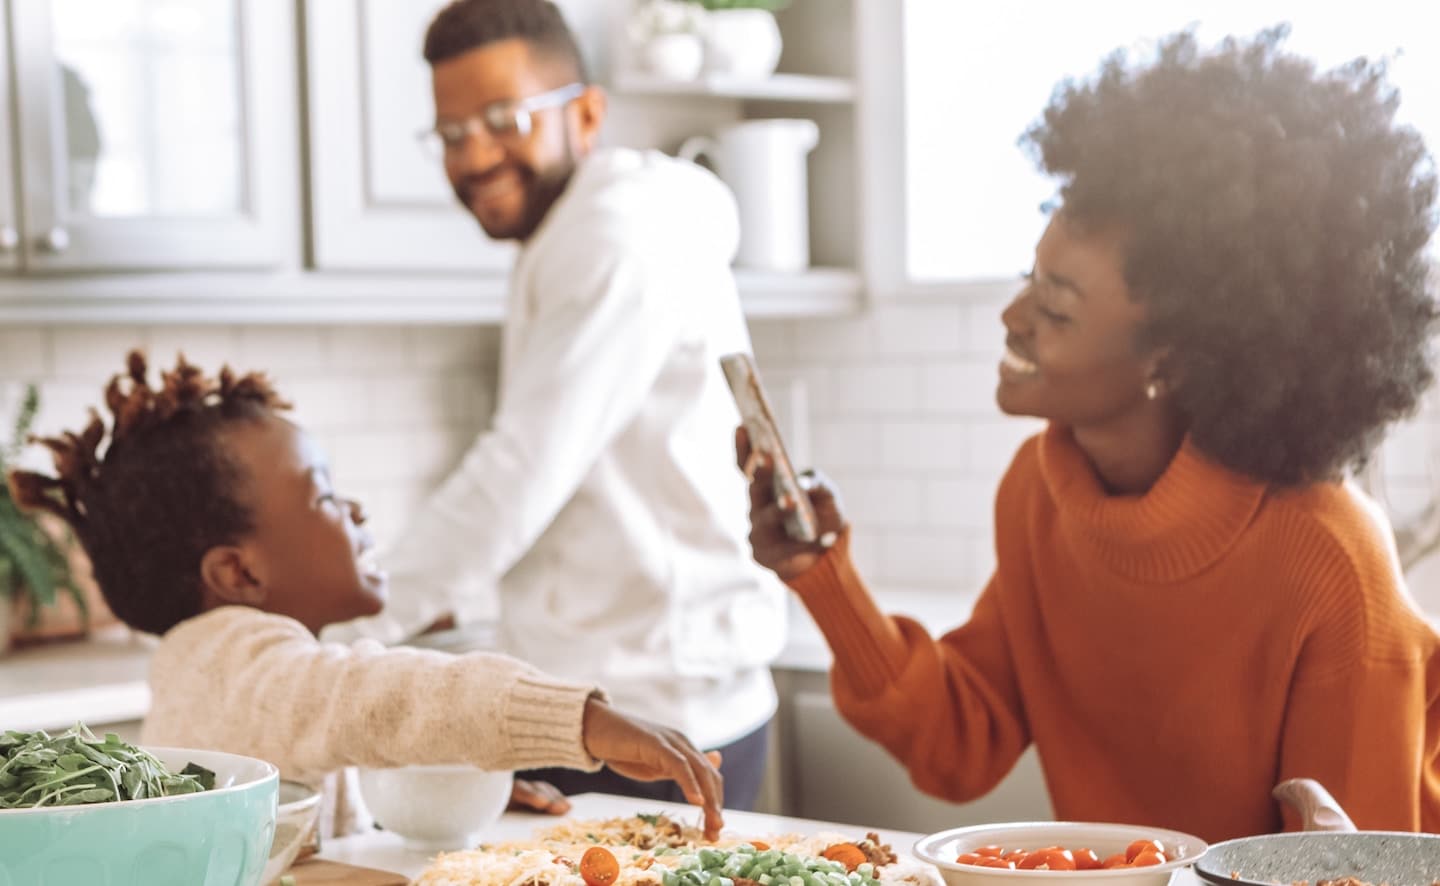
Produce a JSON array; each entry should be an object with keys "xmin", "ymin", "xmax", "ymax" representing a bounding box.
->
[{"xmin": 7, "ymin": 350, "xmax": 290, "ymax": 634}]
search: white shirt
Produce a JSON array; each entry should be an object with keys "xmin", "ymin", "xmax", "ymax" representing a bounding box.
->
[{"xmin": 325, "ymin": 149, "xmax": 786, "ymax": 749}]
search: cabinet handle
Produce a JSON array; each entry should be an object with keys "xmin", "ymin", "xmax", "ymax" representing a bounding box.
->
[
  {"xmin": 38, "ymin": 227, "xmax": 70, "ymax": 253},
  {"xmin": 0, "ymin": 226, "xmax": 17, "ymax": 252}
]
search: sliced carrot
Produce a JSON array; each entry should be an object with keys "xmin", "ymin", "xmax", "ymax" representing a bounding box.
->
[{"xmin": 822, "ymin": 843, "xmax": 868, "ymax": 873}]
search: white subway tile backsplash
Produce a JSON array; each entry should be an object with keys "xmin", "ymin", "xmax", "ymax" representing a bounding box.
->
[
  {"xmin": 824, "ymin": 364, "xmax": 922, "ymax": 415},
  {"xmin": 746, "ymin": 319, "xmax": 793, "ymax": 360},
  {"xmin": 143, "ymin": 327, "xmax": 241, "ymax": 373},
  {"xmin": 330, "ymin": 327, "xmax": 413, "ymax": 371},
  {"xmin": 920, "ymin": 361, "xmax": 1001, "ymax": 415},
  {"xmin": 0, "ymin": 329, "xmax": 50, "ymax": 377},
  {"xmin": 964, "ymin": 419, "xmax": 1045, "ymax": 472},
  {"xmin": 367, "ymin": 375, "xmax": 453, "ymax": 426},
  {"xmin": 237, "ymin": 326, "xmax": 331, "ymax": 374},
  {"xmin": 810, "ymin": 419, "xmax": 884, "ymax": 470},
  {"xmin": 788, "ymin": 316, "xmax": 874, "ymax": 363},
  {"xmin": 826, "ymin": 471, "xmax": 925, "ymax": 528},
  {"xmin": 962, "ymin": 301, "xmax": 1009, "ymax": 356},
  {"xmin": 873, "ymin": 305, "xmax": 964, "ymax": 356},
  {"xmin": 283, "ymin": 378, "xmax": 371, "ymax": 431},
  {"xmin": 49, "ymin": 328, "xmax": 145, "ymax": 380},
  {"xmin": 327, "ymin": 429, "xmax": 423, "ymax": 482},
  {"xmin": 924, "ymin": 476, "xmax": 1000, "ymax": 531},
  {"xmin": 411, "ymin": 327, "xmax": 495, "ymax": 370},
  {"xmin": 879, "ymin": 530, "xmax": 980, "ymax": 587},
  {"xmin": 881, "ymin": 421, "xmax": 971, "ymax": 471}
]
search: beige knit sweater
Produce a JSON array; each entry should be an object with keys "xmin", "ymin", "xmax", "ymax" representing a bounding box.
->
[{"xmin": 142, "ymin": 606, "xmax": 603, "ymax": 833}]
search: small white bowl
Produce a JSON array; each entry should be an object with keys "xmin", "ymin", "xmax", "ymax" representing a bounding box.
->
[
  {"xmin": 260, "ymin": 780, "xmax": 323, "ymax": 883},
  {"xmin": 914, "ymin": 822, "xmax": 1209, "ymax": 886},
  {"xmin": 357, "ymin": 765, "xmax": 512, "ymax": 852}
]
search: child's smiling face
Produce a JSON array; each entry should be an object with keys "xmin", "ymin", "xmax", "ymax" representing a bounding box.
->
[{"xmin": 205, "ymin": 414, "xmax": 388, "ymax": 633}]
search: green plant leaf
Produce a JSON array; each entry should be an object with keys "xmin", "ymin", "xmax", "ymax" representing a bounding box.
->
[{"xmin": 0, "ymin": 517, "xmax": 59, "ymax": 609}]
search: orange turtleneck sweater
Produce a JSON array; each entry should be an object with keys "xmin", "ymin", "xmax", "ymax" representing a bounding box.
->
[{"xmin": 791, "ymin": 425, "xmax": 1440, "ymax": 842}]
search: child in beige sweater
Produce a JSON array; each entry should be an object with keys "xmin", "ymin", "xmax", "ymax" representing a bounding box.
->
[{"xmin": 8, "ymin": 351, "xmax": 724, "ymax": 838}]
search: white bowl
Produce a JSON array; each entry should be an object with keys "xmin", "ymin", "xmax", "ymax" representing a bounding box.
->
[
  {"xmin": 914, "ymin": 822, "xmax": 1210, "ymax": 886},
  {"xmin": 260, "ymin": 779, "xmax": 322, "ymax": 883},
  {"xmin": 357, "ymin": 765, "xmax": 512, "ymax": 852}
]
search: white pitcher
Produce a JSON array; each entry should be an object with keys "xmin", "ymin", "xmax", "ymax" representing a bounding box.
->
[{"xmin": 679, "ymin": 118, "xmax": 820, "ymax": 272}]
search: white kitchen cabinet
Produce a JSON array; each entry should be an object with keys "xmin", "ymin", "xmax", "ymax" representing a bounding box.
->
[
  {"xmin": 3, "ymin": 0, "xmax": 300, "ymax": 272},
  {"xmin": 304, "ymin": 0, "xmax": 514, "ymax": 272}
]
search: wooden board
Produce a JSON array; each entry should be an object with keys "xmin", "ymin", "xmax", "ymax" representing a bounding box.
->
[{"xmin": 277, "ymin": 858, "xmax": 409, "ymax": 885}]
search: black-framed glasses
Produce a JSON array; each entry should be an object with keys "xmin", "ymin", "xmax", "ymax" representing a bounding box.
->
[{"xmin": 419, "ymin": 82, "xmax": 586, "ymax": 156}]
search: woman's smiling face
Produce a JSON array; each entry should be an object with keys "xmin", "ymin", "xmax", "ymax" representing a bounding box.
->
[{"xmin": 996, "ymin": 212, "xmax": 1160, "ymax": 432}]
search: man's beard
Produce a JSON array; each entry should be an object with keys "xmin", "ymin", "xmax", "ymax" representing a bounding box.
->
[{"xmin": 455, "ymin": 159, "xmax": 576, "ymax": 242}]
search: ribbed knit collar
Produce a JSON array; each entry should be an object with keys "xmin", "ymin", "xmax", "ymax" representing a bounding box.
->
[{"xmin": 1037, "ymin": 424, "xmax": 1268, "ymax": 582}]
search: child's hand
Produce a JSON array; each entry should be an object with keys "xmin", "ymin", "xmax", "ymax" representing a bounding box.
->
[
  {"xmin": 581, "ymin": 697, "xmax": 725, "ymax": 840},
  {"xmin": 736, "ymin": 427, "xmax": 848, "ymax": 582},
  {"xmin": 508, "ymin": 778, "xmax": 572, "ymax": 815}
]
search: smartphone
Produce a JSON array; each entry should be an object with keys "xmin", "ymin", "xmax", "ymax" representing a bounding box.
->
[{"xmin": 719, "ymin": 352, "xmax": 820, "ymax": 543}]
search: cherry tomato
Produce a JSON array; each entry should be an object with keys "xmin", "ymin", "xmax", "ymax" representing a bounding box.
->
[
  {"xmin": 956, "ymin": 852, "xmax": 986, "ymax": 865},
  {"xmin": 975, "ymin": 845, "xmax": 1005, "ymax": 858},
  {"xmin": 1072, "ymin": 849, "xmax": 1101, "ymax": 870},
  {"xmin": 977, "ymin": 857, "xmax": 1018, "ymax": 869},
  {"xmin": 579, "ymin": 847, "xmax": 619, "ymax": 886},
  {"xmin": 1125, "ymin": 840, "xmax": 1166, "ymax": 862},
  {"xmin": 1018, "ymin": 849, "xmax": 1077, "ymax": 871},
  {"xmin": 1130, "ymin": 850, "xmax": 1166, "ymax": 867},
  {"xmin": 751, "ymin": 841, "xmax": 770, "ymax": 851},
  {"xmin": 1101, "ymin": 853, "xmax": 1130, "ymax": 869}
]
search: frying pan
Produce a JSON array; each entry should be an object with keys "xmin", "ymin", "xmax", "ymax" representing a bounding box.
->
[{"xmin": 1194, "ymin": 779, "xmax": 1440, "ymax": 886}]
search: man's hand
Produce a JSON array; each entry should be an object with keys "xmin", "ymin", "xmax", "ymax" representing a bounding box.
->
[
  {"xmin": 580, "ymin": 697, "xmax": 725, "ymax": 839},
  {"xmin": 736, "ymin": 426, "xmax": 848, "ymax": 582},
  {"xmin": 508, "ymin": 778, "xmax": 572, "ymax": 815}
]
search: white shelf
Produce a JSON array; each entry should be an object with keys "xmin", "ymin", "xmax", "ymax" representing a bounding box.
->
[
  {"xmin": 0, "ymin": 267, "xmax": 863, "ymax": 325},
  {"xmin": 612, "ymin": 71, "xmax": 855, "ymax": 104}
]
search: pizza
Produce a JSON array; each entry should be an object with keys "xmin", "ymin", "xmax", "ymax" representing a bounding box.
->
[{"xmin": 412, "ymin": 813, "xmax": 942, "ymax": 886}]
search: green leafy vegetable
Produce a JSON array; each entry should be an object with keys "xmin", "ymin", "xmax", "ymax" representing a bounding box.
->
[
  {"xmin": 0, "ymin": 724, "xmax": 214, "ymax": 808},
  {"xmin": 660, "ymin": 844, "xmax": 882, "ymax": 886}
]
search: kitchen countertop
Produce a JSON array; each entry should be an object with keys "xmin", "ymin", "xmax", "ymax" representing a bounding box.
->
[
  {"xmin": 0, "ymin": 625, "xmax": 154, "ymax": 731},
  {"xmin": 0, "ymin": 587, "xmax": 975, "ymax": 731},
  {"xmin": 316, "ymin": 791, "xmax": 932, "ymax": 880}
]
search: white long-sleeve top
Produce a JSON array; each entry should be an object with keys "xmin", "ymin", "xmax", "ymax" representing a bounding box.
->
[{"xmin": 324, "ymin": 148, "xmax": 786, "ymax": 749}]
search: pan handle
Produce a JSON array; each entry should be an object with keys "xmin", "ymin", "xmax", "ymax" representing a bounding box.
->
[{"xmin": 1272, "ymin": 778, "xmax": 1357, "ymax": 832}]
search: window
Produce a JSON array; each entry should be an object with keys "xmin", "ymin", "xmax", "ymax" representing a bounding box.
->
[{"xmin": 903, "ymin": 1, "xmax": 1440, "ymax": 281}]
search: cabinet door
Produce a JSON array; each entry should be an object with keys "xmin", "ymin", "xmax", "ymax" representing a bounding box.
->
[
  {"xmin": 304, "ymin": 0, "xmax": 513, "ymax": 271},
  {"xmin": 8, "ymin": 0, "xmax": 298, "ymax": 271},
  {"xmin": 0, "ymin": 0, "xmax": 19, "ymax": 273}
]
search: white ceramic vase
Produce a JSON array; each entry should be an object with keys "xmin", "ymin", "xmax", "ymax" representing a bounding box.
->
[
  {"xmin": 703, "ymin": 8, "xmax": 782, "ymax": 79},
  {"xmin": 643, "ymin": 32, "xmax": 704, "ymax": 80}
]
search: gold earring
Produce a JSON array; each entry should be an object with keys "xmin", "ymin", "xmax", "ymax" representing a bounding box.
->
[{"xmin": 1145, "ymin": 381, "xmax": 1160, "ymax": 400}]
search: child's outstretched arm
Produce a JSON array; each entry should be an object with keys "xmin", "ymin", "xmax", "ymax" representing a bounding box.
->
[{"xmin": 141, "ymin": 606, "xmax": 724, "ymax": 836}]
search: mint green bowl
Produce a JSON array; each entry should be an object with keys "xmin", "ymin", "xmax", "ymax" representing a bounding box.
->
[{"xmin": 0, "ymin": 746, "xmax": 279, "ymax": 886}]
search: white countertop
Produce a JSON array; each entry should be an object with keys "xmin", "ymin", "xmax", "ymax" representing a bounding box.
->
[
  {"xmin": 0, "ymin": 626, "xmax": 154, "ymax": 731},
  {"xmin": 317, "ymin": 791, "xmax": 931, "ymax": 880}
]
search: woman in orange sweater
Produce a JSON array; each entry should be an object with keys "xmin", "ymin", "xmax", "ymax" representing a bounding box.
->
[{"xmin": 740, "ymin": 28, "xmax": 1440, "ymax": 842}]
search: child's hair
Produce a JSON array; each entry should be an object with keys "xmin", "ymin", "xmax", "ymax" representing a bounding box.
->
[{"xmin": 6, "ymin": 350, "xmax": 289, "ymax": 635}]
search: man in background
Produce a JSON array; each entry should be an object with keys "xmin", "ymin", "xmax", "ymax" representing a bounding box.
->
[{"xmin": 326, "ymin": 0, "xmax": 785, "ymax": 812}]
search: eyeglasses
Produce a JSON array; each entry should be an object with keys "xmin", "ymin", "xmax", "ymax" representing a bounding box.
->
[{"xmin": 419, "ymin": 82, "xmax": 586, "ymax": 156}]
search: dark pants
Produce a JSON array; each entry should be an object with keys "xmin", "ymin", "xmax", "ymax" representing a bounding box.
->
[{"xmin": 517, "ymin": 719, "xmax": 771, "ymax": 812}]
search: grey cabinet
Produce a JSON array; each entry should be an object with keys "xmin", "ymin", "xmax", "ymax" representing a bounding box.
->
[
  {"xmin": 772, "ymin": 668, "xmax": 1053, "ymax": 833},
  {"xmin": 2, "ymin": 0, "xmax": 299, "ymax": 272},
  {"xmin": 303, "ymin": 0, "xmax": 514, "ymax": 272}
]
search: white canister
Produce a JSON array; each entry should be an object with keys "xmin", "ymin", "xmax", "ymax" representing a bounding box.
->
[{"xmin": 679, "ymin": 118, "xmax": 819, "ymax": 272}]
